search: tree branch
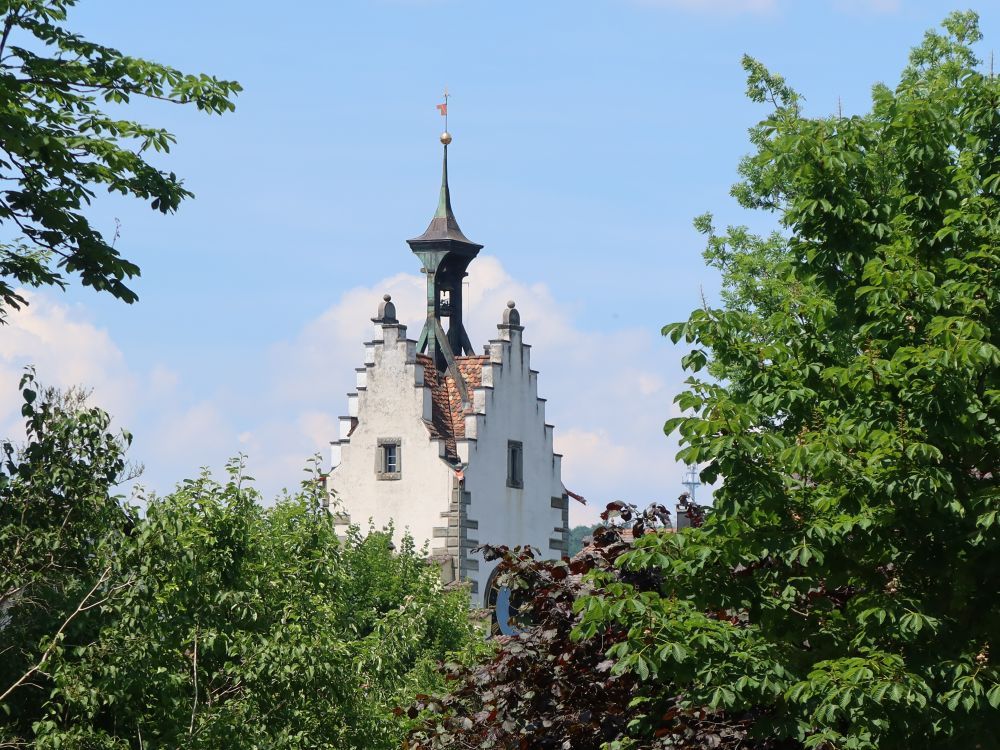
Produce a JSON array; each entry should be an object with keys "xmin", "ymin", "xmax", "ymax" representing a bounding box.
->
[
  {"xmin": 189, "ymin": 626, "xmax": 199, "ymax": 735},
  {"xmin": 0, "ymin": 12, "xmax": 17, "ymax": 61},
  {"xmin": 0, "ymin": 565, "xmax": 111, "ymax": 704}
]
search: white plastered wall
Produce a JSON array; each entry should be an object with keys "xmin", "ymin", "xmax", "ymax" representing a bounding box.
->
[
  {"xmin": 326, "ymin": 321, "xmax": 453, "ymax": 551},
  {"xmin": 458, "ymin": 323, "xmax": 566, "ymax": 603}
]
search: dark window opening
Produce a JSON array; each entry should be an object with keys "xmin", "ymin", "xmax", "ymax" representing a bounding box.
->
[{"xmin": 507, "ymin": 440, "xmax": 523, "ymax": 489}]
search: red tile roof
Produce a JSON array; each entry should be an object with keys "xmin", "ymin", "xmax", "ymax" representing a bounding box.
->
[{"xmin": 415, "ymin": 354, "xmax": 488, "ymax": 463}]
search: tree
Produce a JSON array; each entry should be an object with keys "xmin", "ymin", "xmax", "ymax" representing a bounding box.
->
[
  {"xmin": 411, "ymin": 11, "xmax": 1000, "ymax": 749},
  {"xmin": 567, "ymin": 523, "xmax": 599, "ymax": 556},
  {"xmin": 0, "ymin": 370, "xmax": 135, "ymax": 727},
  {"xmin": 0, "ymin": 0, "xmax": 240, "ymax": 317},
  {"xmin": 1, "ymin": 381, "xmax": 484, "ymax": 749},
  {"xmin": 406, "ymin": 505, "xmax": 669, "ymax": 750},
  {"xmin": 628, "ymin": 11, "xmax": 998, "ymax": 748},
  {"xmin": 404, "ymin": 503, "xmax": 759, "ymax": 750}
]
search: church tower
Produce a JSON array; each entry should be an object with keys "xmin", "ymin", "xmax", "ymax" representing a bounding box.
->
[
  {"xmin": 325, "ymin": 129, "xmax": 569, "ymax": 604},
  {"xmin": 407, "ymin": 131, "xmax": 482, "ymax": 374}
]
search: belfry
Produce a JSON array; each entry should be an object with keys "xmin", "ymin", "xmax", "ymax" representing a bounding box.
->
[
  {"xmin": 325, "ymin": 124, "xmax": 570, "ymax": 604},
  {"xmin": 408, "ymin": 132, "xmax": 483, "ymax": 374}
]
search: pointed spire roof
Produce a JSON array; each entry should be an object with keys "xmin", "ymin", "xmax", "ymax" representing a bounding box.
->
[{"xmin": 408, "ymin": 138, "xmax": 482, "ymax": 250}]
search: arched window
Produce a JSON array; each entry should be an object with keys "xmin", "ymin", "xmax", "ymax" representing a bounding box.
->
[{"xmin": 484, "ymin": 566, "xmax": 520, "ymax": 637}]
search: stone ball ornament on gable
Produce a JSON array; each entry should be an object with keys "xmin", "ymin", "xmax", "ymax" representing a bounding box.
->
[
  {"xmin": 499, "ymin": 300, "xmax": 522, "ymax": 330},
  {"xmin": 373, "ymin": 293, "xmax": 397, "ymax": 324}
]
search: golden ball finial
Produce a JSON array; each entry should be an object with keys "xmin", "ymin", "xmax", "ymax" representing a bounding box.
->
[{"xmin": 440, "ymin": 131, "xmax": 452, "ymax": 145}]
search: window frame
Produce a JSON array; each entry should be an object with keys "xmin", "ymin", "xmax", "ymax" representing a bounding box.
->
[
  {"xmin": 506, "ymin": 439, "xmax": 523, "ymax": 489},
  {"xmin": 376, "ymin": 437, "xmax": 402, "ymax": 480}
]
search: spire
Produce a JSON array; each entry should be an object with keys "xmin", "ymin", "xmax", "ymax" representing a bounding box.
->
[
  {"xmin": 435, "ymin": 140, "xmax": 453, "ymax": 218},
  {"xmin": 409, "ymin": 136, "xmax": 481, "ymax": 248},
  {"xmin": 407, "ymin": 110, "xmax": 483, "ymax": 374}
]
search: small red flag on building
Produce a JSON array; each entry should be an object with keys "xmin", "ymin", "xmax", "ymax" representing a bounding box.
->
[{"xmin": 436, "ymin": 102, "xmax": 447, "ymax": 116}]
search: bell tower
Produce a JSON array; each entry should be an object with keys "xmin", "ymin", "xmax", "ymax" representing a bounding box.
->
[
  {"xmin": 406, "ymin": 131, "xmax": 483, "ymax": 381},
  {"xmin": 325, "ymin": 115, "xmax": 571, "ymax": 606}
]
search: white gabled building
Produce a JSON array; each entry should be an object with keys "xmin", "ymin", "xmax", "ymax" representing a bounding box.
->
[{"xmin": 325, "ymin": 133, "xmax": 570, "ymax": 604}]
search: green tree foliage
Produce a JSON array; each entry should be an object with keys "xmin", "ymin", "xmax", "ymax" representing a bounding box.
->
[
  {"xmin": 412, "ymin": 12, "xmax": 1000, "ymax": 749},
  {"xmin": 631, "ymin": 11, "xmax": 998, "ymax": 748},
  {"xmin": 0, "ymin": 379, "xmax": 483, "ymax": 749},
  {"xmin": 0, "ymin": 0, "xmax": 240, "ymax": 316},
  {"xmin": 567, "ymin": 523, "xmax": 599, "ymax": 556},
  {"xmin": 0, "ymin": 370, "xmax": 136, "ymax": 726}
]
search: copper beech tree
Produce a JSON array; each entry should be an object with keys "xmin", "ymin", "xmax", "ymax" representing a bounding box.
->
[{"xmin": 402, "ymin": 501, "xmax": 761, "ymax": 750}]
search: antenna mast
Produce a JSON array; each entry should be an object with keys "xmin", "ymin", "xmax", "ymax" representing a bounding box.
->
[{"xmin": 681, "ymin": 464, "xmax": 701, "ymax": 506}]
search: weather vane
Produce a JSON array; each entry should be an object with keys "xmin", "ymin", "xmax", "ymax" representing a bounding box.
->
[{"xmin": 437, "ymin": 87, "xmax": 451, "ymax": 144}]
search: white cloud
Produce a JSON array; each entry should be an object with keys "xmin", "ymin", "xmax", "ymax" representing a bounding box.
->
[
  {"xmin": 557, "ymin": 428, "xmax": 632, "ymax": 487},
  {"xmin": 636, "ymin": 371, "xmax": 666, "ymax": 397},
  {"xmin": 272, "ymin": 255, "xmax": 687, "ymax": 525},
  {"xmin": 269, "ymin": 272, "xmax": 425, "ymax": 401},
  {"xmin": 196, "ymin": 417, "xmax": 315, "ymax": 494},
  {"xmin": 297, "ymin": 411, "xmax": 339, "ymax": 449},
  {"xmin": 0, "ymin": 261, "xmax": 694, "ymax": 523},
  {"xmin": 148, "ymin": 365, "xmax": 179, "ymax": 396},
  {"xmin": 0, "ymin": 293, "xmax": 138, "ymax": 434},
  {"xmin": 154, "ymin": 402, "xmax": 231, "ymax": 460},
  {"xmin": 0, "ymin": 294, "xmax": 239, "ymax": 497}
]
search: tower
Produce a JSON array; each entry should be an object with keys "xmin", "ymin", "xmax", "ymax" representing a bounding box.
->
[
  {"xmin": 407, "ymin": 133, "xmax": 483, "ymax": 377},
  {"xmin": 325, "ymin": 128, "xmax": 570, "ymax": 604},
  {"xmin": 676, "ymin": 464, "xmax": 701, "ymax": 530},
  {"xmin": 681, "ymin": 463, "xmax": 701, "ymax": 504}
]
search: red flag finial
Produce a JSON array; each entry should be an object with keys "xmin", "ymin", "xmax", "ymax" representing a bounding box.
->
[{"xmin": 437, "ymin": 87, "xmax": 449, "ymax": 132}]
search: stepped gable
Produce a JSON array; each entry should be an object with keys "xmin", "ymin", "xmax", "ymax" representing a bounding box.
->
[{"xmin": 416, "ymin": 353, "xmax": 488, "ymax": 463}]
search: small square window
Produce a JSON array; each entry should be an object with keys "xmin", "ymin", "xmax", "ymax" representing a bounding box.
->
[
  {"xmin": 507, "ymin": 440, "xmax": 523, "ymax": 489},
  {"xmin": 376, "ymin": 438, "xmax": 401, "ymax": 480}
]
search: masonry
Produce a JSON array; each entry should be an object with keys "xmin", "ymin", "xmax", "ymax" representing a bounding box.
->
[{"xmin": 325, "ymin": 131, "xmax": 569, "ymax": 604}]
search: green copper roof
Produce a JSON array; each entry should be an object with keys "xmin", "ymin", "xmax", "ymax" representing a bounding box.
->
[
  {"xmin": 435, "ymin": 143, "xmax": 452, "ymax": 218},
  {"xmin": 408, "ymin": 144, "xmax": 482, "ymax": 249}
]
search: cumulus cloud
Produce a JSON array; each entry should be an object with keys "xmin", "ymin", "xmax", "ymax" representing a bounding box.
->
[
  {"xmin": 557, "ymin": 428, "xmax": 632, "ymax": 484},
  {"xmin": 271, "ymin": 255, "xmax": 687, "ymax": 526},
  {"xmin": 148, "ymin": 365, "xmax": 180, "ymax": 396},
  {"xmin": 152, "ymin": 402, "xmax": 232, "ymax": 465},
  {"xmin": 0, "ymin": 293, "xmax": 138, "ymax": 437},
  {"xmin": 268, "ymin": 272, "xmax": 426, "ymax": 402},
  {"xmin": 0, "ymin": 294, "xmax": 245, "ymax": 497},
  {"xmin": 0, "ymin": 260, "xmax": 694, "ymax": 523}
]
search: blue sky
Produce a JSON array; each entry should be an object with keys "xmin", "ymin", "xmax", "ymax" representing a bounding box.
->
[{"xmin": 1, "ymin": 0, "xmax": 997, "ymax": 525}]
